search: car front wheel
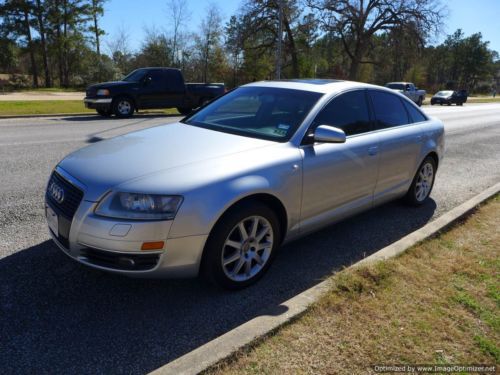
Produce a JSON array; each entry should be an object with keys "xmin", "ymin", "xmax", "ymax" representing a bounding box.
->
[
  {"xmin": 201, "ymin": 202, "xmax": 281, "ymax": 289},
  {"xmin": 113, "ymin": 97, "xmax": 134, "ymax": 118},
  {"xmin": 405, "ymin": 156, "xmax": 436, "ymax": 206}
]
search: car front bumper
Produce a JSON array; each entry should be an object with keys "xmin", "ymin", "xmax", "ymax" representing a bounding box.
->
[
  {"xmin": 46, "ymin": 169, "xmax": 207, "ymax": 278},
  {"xmin": 84, "ymin": 97, "xmax": 113, "ymax": 110}
]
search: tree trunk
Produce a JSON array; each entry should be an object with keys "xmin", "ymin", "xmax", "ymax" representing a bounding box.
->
[
  {"xmin": 63, "ymin": 0, "xmax": 69, "ymax": 87},
  {"xmin": 35, "ymin": 0, "xmax": 51, "ymax": 87},
  {"xmin": 92, "ymin": 0, "xmax": 101, "ymax": 81},
  {"xmin": 203, "ymin": 33, "xmax": 210, "ymax": 82},
  {"xmin": 23, "ymin": 10, "xmax": 39, "ymax": 88},
  {"xmin": 282, "ymin": 14, "xmax": 299, "ymax": 78},
  {"xmin": 348, "ymin": 40, "xmax": 366, "ymax": 81},
  {"xmin": 54, "ymin": 0, "xmax": 64, "ymax": 86}
]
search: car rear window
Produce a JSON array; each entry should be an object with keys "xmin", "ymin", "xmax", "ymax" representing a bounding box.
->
[
  {"xmin": 369, "ymin": 90, "xmax": 410, "ymax": 129},
  {"xmin": 402, "ymin": 100, "xmax": 427, "ymax": 123}
]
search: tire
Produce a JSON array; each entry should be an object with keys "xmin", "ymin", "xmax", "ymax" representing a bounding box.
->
[
  {"xmin": 176, "ymin": 107, "xmax": 192, "ymax": 116},
  {"xmin": 447, "ymin": 101, "xmax": 451, "ymax": 106},
  {"xmin": 201, "ymin": 201, "xmax": 281, "ymax": 290},
  {"xmin": 113, "ymin": 97, "xmax": 134, "ymax": 118},
  {"xmin": 417, "ymin": 97, "xmax": 423, "ymax": 106},
  {"xmin": 458, "ymin": 102, "xmax": 463, "ymax": 106},
  {"xmin": 405, "ymin": 156, "xmax": 437, "ymax": 206},
  {"xmin": 96, "ymin": 109, "xmax": 112, "ymax": 117}
]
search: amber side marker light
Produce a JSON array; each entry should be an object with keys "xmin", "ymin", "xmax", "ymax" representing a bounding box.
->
[{"xmin": 141, "ymin": 241, "xmax": 165, "ymax": 251}]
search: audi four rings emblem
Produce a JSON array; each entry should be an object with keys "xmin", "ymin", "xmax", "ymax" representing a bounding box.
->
[{"xmin": 49, "ymin": 181, "xmax": 65, "ymax": 204}]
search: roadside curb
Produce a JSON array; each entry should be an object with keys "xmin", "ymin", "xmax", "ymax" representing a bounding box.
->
[
  {"xmin": 150, "ymin": 182, "xmax": 500, "ymax": 375},
  {"xmin": 0, "ymin": 113, "xmax": 91, "ymax": 119}
]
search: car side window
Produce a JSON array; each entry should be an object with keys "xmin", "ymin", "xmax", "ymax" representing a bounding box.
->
[
  {"xmin": 402, "ymin": 100, "xmax": 427, "ymax": 123},
  {"xmin": 312, "ymin": 90, "xmax": 371, "ymax": 136},
  {"xmin": 369, "ymin": 90, "xmax": 410, "ymax": 129}
]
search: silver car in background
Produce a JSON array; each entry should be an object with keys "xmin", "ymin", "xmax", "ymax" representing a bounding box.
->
[{"xmin": 45, "ymin": 79, "xmax": 444, "ymax": 289}]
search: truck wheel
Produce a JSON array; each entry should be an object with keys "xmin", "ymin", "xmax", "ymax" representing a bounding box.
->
[
  {"xmin": 176, "ymin": 107, "xmax": 192, "ymax": 116},
  {"xmin": 113, "ymin": 97, "xmax": 134, "ymax": 118},
  {"xmin": 417, "ymin": 97, "xmax": 423, "ymax": 106},
  {"xmin": 96, "ymin": 109, "xmax": 112, "ymax": 117}
]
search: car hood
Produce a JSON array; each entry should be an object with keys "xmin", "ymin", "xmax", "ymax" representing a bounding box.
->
[
  {"xmin": 58, "ymin": 123, "xmax": 275, "ymax": 201},
  {"xmin": 88, "ymin": 81, "xmax": 136, "ymax": 90}
]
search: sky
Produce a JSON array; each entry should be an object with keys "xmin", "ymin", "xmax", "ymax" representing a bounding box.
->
[{"xmin": 100, "ymin": 0, "xmax": 500, "ymax": 54}]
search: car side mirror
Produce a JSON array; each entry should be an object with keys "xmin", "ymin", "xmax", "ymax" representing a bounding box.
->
[{"xmin": 313, "ymin": 125, "xmax": 346, "ymax": 143}]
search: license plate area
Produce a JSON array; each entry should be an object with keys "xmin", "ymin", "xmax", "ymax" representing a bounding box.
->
[{"xmin": 46, "ymin": 205, "xmax": 59, "ymax": 237}]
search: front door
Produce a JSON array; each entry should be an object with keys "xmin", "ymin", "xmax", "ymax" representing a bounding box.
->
[{"xmin": 300, "ymin": 89, "xmax": 380, "ymax": 233}]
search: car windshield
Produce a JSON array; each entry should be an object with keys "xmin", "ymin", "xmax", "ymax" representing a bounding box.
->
[
  {"xmin": 123, "ymin": 69, "xmax": 147, "ymax": 82},
  {"xmin": 436, "ymin": 91, "xmax": 453, "ymax": 97},
  {"xmin": 386, "ymin": 83, "xmax": 405, "ymax": 90},
  {"xmin": 182, "ymin": 86, "xmax": 323, "ymax": 142}
]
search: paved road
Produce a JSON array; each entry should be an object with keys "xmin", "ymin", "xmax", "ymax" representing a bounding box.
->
[{"xmin": 1, "ymin": 104, "xmax": 499, "ymax": 373}]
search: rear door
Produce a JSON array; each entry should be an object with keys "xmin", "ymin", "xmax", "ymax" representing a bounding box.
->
[
  {"xmin": 164, "ymin": 70, "xmax": 186, "ymax": 107},
  {"xmin": 139, "ymin": 69, "xmax": 169, "ymax": 108},
  {"xmin": 368, "ymin": 90, "xmax": 423, "ymax": 204},
  {"xmin": 300, "ymin": 89, "xmax": 380, "ymax": 232}
]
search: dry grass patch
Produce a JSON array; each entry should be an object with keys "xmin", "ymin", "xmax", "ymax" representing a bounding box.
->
[{"xmin": 208, "ymin": 196, "xmax": 500, "ymax": 375}]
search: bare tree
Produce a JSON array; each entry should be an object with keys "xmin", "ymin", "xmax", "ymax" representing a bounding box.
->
[
  {"xmin": 165, "ymin": 0, "xmax": 190, "ymax": 67},
  {"xmin": 196, "ymin": 3, "xmax": 223, "ymax": 82},
  {"xmin": 106, "ymin": 24, "xmax": 131, "ymax": 74},
  {"xmin": 308, "ymin": 0, "xmax": 446, "ymax": 80}
]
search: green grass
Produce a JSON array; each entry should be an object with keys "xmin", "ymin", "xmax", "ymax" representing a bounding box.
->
[
  {"xmin": 0, "ymin": 100, "xmax": 92, "ymax": 115},
  {"xmin": 0, "ymin": 100, "xmax": 181, "ymax": 116},
  {"xmin": 209, "ymin": 196, "xmax": 500, "ymax": 374}
]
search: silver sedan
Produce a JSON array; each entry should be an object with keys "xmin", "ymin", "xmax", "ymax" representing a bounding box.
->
[{"xmin": 45, "ymin": 80, "xmax": 444, "ymax": 289}]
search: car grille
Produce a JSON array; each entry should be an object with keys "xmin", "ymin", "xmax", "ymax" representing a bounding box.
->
[
  {"xmin": 46, "ymin": 171, "xmax": 84, "ymax": 220},
  {"xmin": 80, "ymin": 248, "xmax": 160, "ymax": 271}
]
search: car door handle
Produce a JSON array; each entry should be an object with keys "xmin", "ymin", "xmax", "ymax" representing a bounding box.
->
[{"xmin": 368, "ymin": 146, "xmax": 378, "ymax": 156}]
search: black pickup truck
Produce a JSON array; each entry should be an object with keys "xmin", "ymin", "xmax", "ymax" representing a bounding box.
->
[{"xmin": 84, "ymin": 67, "xmax": 225, "ymax": 117}]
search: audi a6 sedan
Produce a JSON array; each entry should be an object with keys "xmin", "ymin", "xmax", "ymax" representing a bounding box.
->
[{"xmin": 45, "ymin": 79, "xmax": 444, "ymax": 289}]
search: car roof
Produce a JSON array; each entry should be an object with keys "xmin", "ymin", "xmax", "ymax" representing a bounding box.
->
[{"xmin": 243, "ymin": 79, "xmax": 386, "ymax": 94}]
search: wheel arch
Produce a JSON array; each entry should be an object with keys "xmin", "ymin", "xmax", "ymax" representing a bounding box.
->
[{"xmin": 209, "ymin": 193, "xmax": 288, "ymax": 244}]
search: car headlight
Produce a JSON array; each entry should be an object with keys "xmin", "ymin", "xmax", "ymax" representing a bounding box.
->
[
  {"xmin": 95, "ymin": 192, "xmax": 183, "ymax": 220},
  {"xmin": 97, "ymin": 89, "xmax": 110, "ymax": 96}
]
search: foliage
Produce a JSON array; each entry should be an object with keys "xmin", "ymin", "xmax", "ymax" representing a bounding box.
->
[{"xmin": 0, "ymin": 0, "xmax": 498, "ymax": 93}]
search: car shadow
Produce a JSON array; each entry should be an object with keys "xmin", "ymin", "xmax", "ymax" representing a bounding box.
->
[
  {"xmin": 0, "ymin": 199, "xmax": 436, "ymax": 374},
  {"xmin": 62, "ymin": 113, "xmax": 182, "ymax": 122}
]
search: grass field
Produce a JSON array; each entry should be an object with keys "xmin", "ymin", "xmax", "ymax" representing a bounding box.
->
[
  {"xmin": 0, "ymin": 100, "xmax": 180, "ymax": 116},
  {"xmin": 209, "ymin": 196, "xmax": 500, "ymax": 375},
  {"xmin": 0, "ymin": 100, "xmax": 92, "ymax": 115}
]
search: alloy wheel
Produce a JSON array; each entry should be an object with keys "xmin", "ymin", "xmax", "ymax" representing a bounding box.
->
[
  {"xmin": 415, "ymin": 162, "xmax": 434, "ymax": 202},
  {"xmin": 221, "ymin": 215, "xmax": 274, "ymax": 282},
  {"xmin": 117, "ymin": 100, "xmax": 131, "ymax": 115}
]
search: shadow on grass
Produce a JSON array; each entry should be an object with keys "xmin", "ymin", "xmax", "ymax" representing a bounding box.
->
[{"xmin": 0, "ymin": 199, "xmax": 435, "ymax": 374}]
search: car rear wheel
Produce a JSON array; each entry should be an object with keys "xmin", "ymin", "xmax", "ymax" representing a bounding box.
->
[
  {"xmin": 405, "ymin": 156, "xmax": 436, "ymax": 206},
  {"xmin": 417, "ymin": 97, "xmax": 423, "ymax": 106},
  {"xmin": 201, "ymin": 202, "xmax": 281, "ymax": 289},
  {"xmin": 113, "ymin": 97, "xmax": 134, "ymax": 118}
]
